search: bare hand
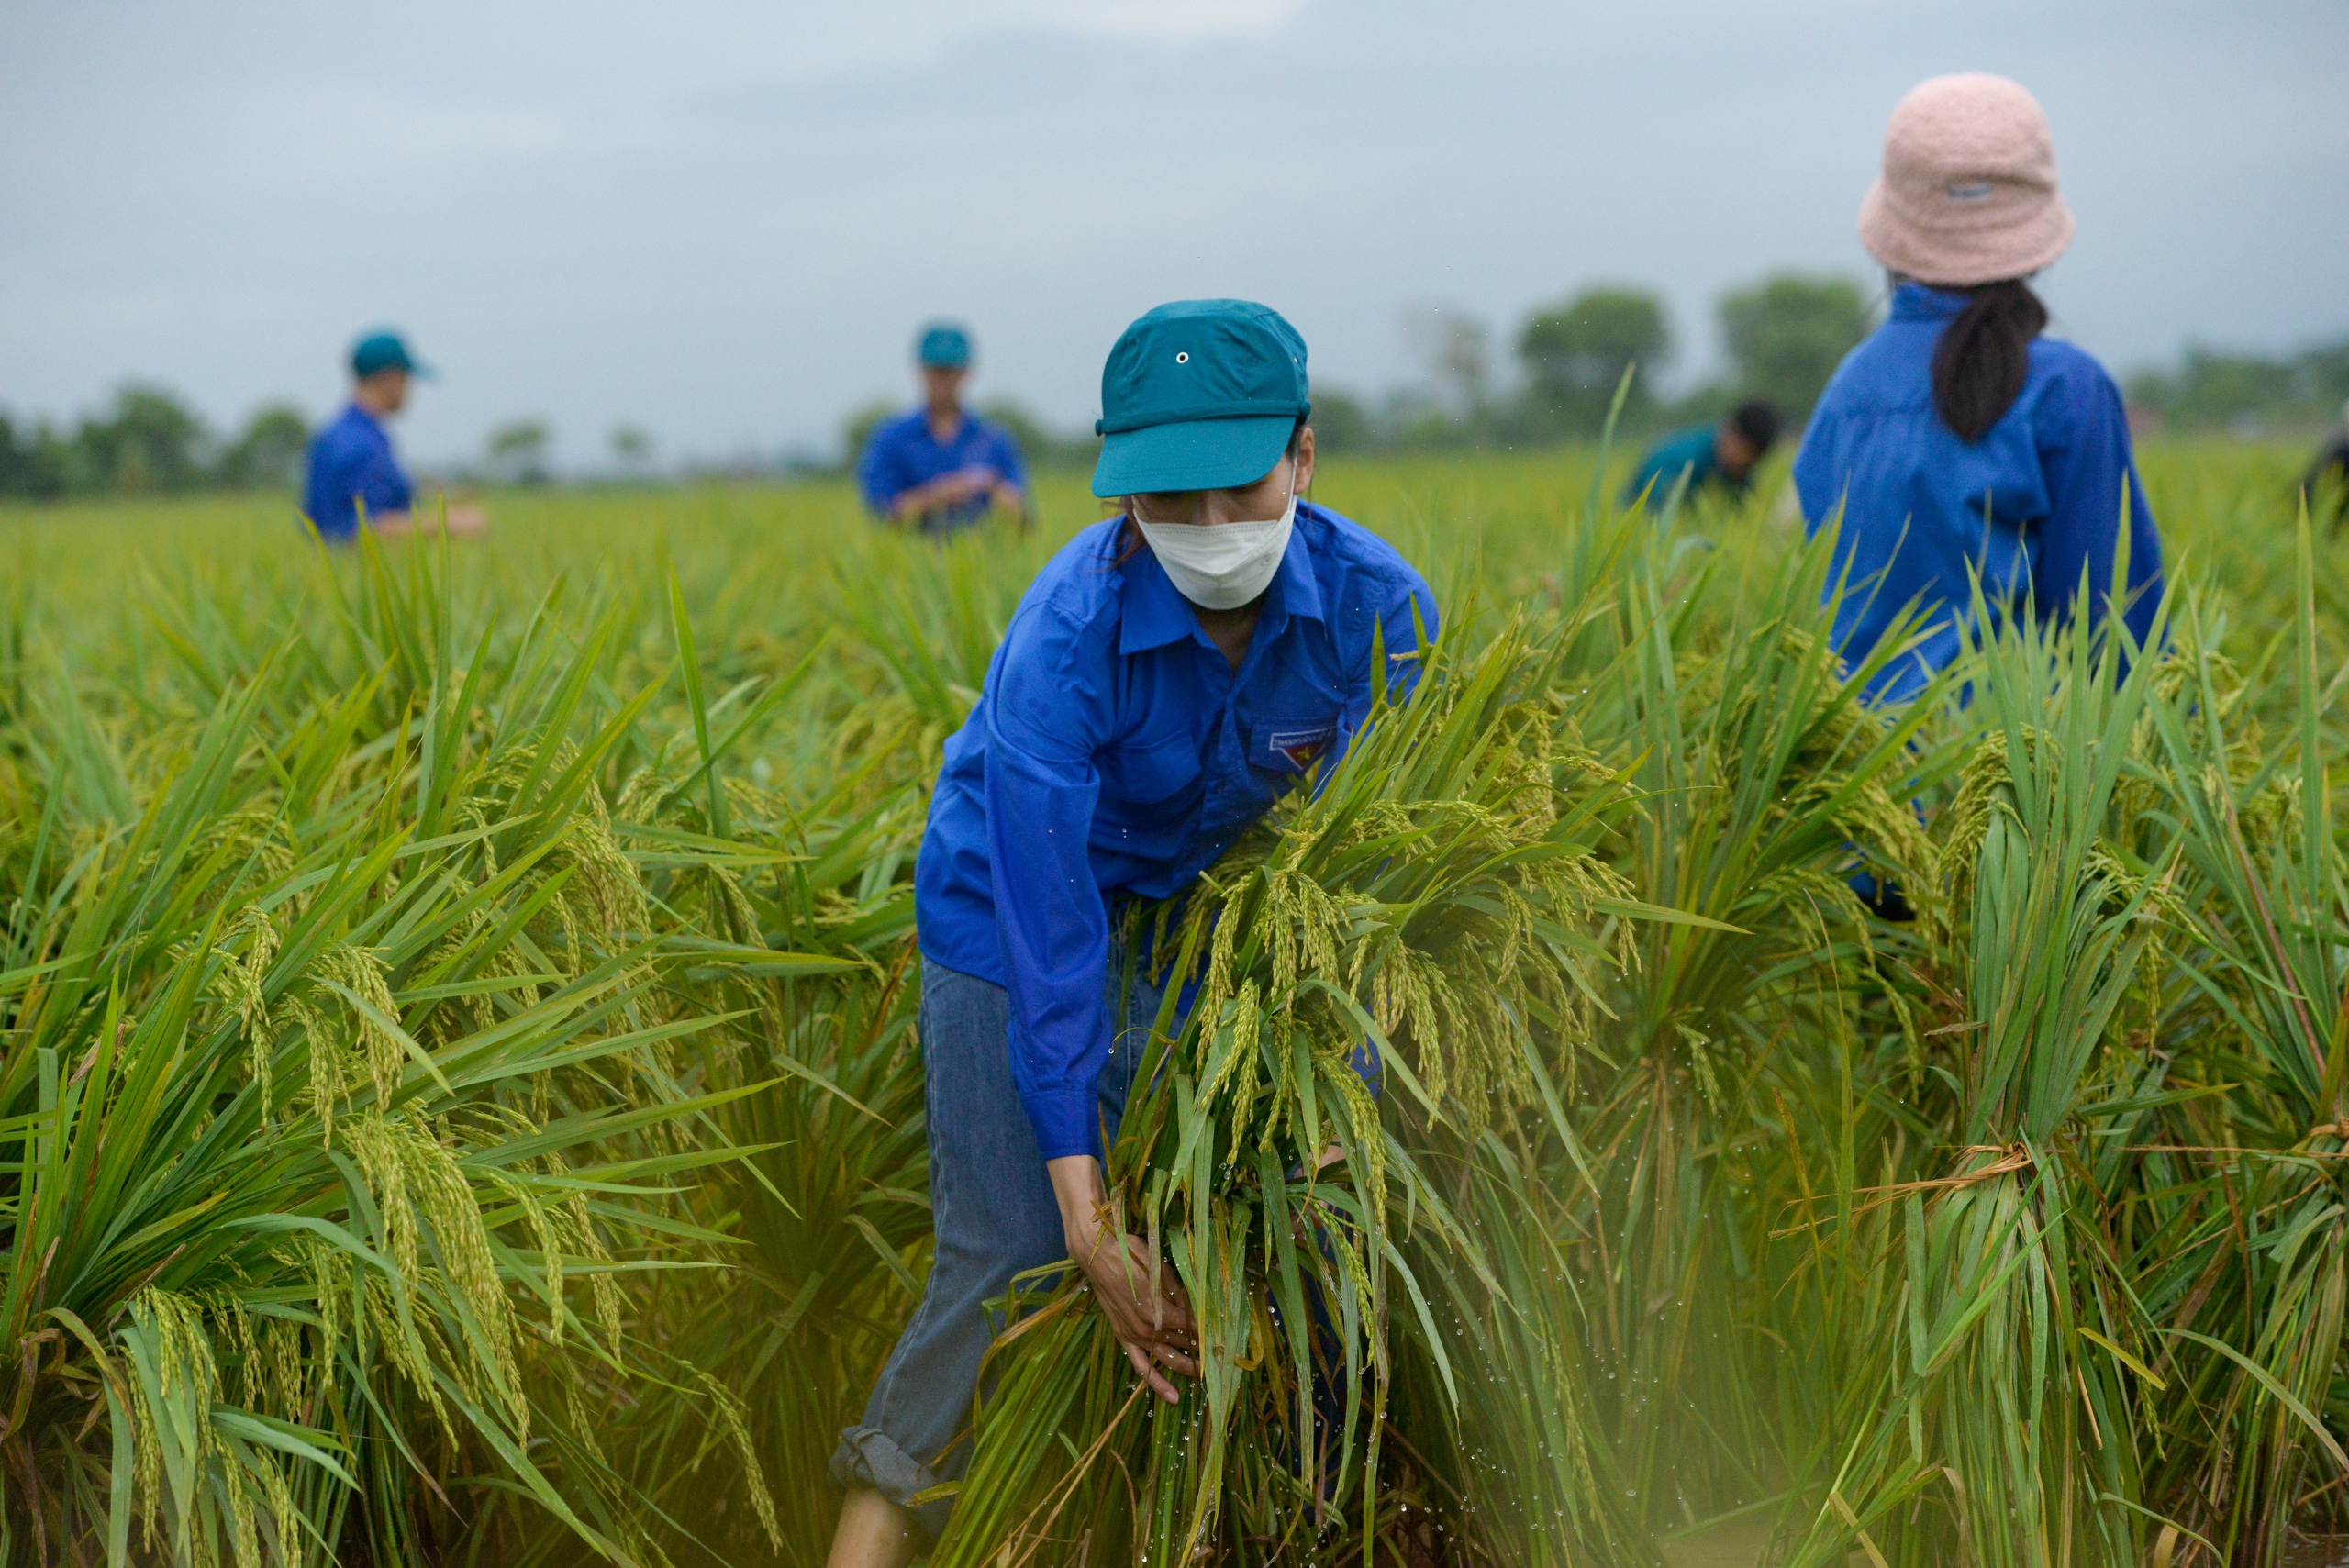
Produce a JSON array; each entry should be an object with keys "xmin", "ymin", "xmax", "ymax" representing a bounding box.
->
[
  {"xmin": 941, "ymin": 467, "xmax": 995, "ymax": 503},
  {"xmin": 892, "ymin": 470, "xmax": 990, "ymax": 521},
  {"xmin": 1048, "ymin": 1155, "xmax": 1197, "ymax": 1402}
]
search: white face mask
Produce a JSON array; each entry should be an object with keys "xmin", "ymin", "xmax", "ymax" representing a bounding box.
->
[{"xmin": 1132, "ymin": 471, "xmax": 1297, "ymax": 611}]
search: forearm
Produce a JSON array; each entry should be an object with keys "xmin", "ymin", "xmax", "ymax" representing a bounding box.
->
[
  {"xmin": 1047, "ymin": 1153, "xmax": 1106, "ymax": 1247},
  {"xmin": 897, "ymin": 471, "xmax": 980, "ymax": 517}
]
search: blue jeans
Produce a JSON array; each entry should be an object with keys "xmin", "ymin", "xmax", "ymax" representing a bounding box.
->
[{"xmin": 829, "ymin": 958, "xmax": 1163, "ymax": 1540}]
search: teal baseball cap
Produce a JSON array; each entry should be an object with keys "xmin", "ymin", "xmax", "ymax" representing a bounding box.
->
[
  {"xmin": 1091, "ymin": 299, "xmax": 1310, "ymax": 497},
  {"xmin": 917, "ymin": 323, "xmax": 972, "ymax": 368},
  {"xmin": 351, "ymin": 330, "xmax": 432, "ymax": 380}
]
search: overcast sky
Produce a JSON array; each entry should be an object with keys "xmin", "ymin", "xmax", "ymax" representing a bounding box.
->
[{"xmin": 5, "ymin": 0, "xmax": 2344, "ymax": 469}]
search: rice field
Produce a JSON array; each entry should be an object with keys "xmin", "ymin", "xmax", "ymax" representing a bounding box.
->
[{"xmin": 3, "ymin": 439, "xmax": 2344, "ymax": 1566}]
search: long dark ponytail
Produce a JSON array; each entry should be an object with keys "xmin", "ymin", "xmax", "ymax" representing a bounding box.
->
[{"xmin": 1930, "ymin": 278, "xmax": 2049, "ymax": 442}]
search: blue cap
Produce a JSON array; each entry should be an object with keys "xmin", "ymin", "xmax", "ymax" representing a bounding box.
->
[
  {"xmin": 351, "ymin": 330, "xmax": 431, "ymax": 380},
  {"xmin": 1091, "ymin": 299, "xmax": 1309, "ymax": 497},
  {"xmin": 917, "ymin": 323, "xmax": 972, "ymax": 368}
]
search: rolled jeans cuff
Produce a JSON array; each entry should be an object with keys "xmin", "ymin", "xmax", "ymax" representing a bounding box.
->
[{"xmin": 829, "ymin": 1425, "xmax": 952, "ymax": 1540}]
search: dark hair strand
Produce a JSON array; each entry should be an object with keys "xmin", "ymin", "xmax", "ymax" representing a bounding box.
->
[{"xmin": 1931, "ymin": 279, "xmax": 2049, "ymax": 442}]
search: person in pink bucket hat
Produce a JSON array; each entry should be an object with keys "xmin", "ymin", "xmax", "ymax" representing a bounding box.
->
[{"xmin": 1793, "ymin": 72, "xmax": 2163, "ymax": 708}]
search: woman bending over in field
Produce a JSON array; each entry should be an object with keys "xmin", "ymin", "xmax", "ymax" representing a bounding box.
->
[
  {"xmin": 1794, "ymin": 72, "xmax": 2164, "ymax": 703},
  {"xmin": 825, "ymin": 298, "xmax": 1436, "ymax": 1566}
]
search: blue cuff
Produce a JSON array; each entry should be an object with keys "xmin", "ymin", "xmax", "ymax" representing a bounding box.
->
[
  {"xmin": 1024, "ymin": 1088, "xmax": 1100, "ymax": 1162},
  {"xmin": 1347, "ymin": 1034, "xmax": 1383, "ymax": 1099}
]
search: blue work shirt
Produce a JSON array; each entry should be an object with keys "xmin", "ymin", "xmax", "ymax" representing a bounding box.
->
[
  {"xmin": 856, "ymin": 407, "xmax": 1030, "ymax": 534},
  {"xmin": 1626, "ymin": 424, "xmax": 1738, "ymax": 508},
  {"xmin": 302, "ymin": 404, "xmax": 413, "ymax": 542},
  {"xmin": 916, "ymin": 501, "xmax": 1437, "ymax": 1161},
  {"xmin": 1794, "ymin": 284, "xmax": 2162, "ymax": 702}
]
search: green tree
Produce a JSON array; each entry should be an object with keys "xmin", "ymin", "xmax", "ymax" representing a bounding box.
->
[
  {"xmin": 1719, "ymin": 272, "xmax": 1872, "ymax": 418},
  {"xmin": 840, "ymin": 399, "xmax": 896, "ymax": 473},
  {"xmin": 68, "ymin": 384, "xmax": 211, "ymax": 495},
  {"xmin": 214, "ymin": 405, "xmax": 311, "ymax": 492},
  {"xmin": 1306, "ymin": 385, "xmax": 1373, "ymax": 454},
  {"xmin": 608, "ymin": 424, "xmax": 655, "ymax": 476},
  {"xmin": 1405, "ymin": 307, "xmax": 1494, "ymax": 416},
  {"xmin": 0, "ymin": 415, "xmax": 69, "ymax": 501},
  {"xmin": 1517, "ymin": 287, "xmax": 1671, "ymax": 436},
  {"xmin": 974, "ymin": 398, "xmax": 1096, "ymax": 471},
  {"xmin": 485, "ymin": 418, "xmax": 553, "ymax": 485},
  {"xmin": 2126, "ymin": 340, "xmax": 2349, "ymax": 431}
]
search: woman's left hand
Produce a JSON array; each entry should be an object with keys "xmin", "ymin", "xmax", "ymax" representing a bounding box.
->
[{"xmin": 1047, "ymin": 1155, "xmax": 1197, "ymax": 1402}]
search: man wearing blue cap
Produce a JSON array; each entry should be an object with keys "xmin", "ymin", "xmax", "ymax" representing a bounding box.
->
[
  {"xmin": 302, "ymin": 330, "xmax": 484, "ymax": 541},
  {"xmin": 826, "ymin": 299, "xmax": 1437, "ymax": 1563},
  {"xmin": 855, "ymin": 323, "xmax": 1030, "ymax": 533}
]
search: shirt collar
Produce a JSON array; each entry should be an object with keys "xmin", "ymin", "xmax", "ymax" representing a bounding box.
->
[
  {"xmin": 1890, "ymin": 281, "xmax": 1971, "ymax": 322},
  {"xmin": 1119, "ymin": 539, "xmax": 1194, "ymax": 653},
  {"xmin": 1273, "ymin": 503, "xmax": 1326, "ymax": 625},
  {"xmin": 1115, "ymin": 504, "xmax": 1326, "ymax": 656},
  {"xmin": 911, "ymin": 405, "xmax": 967, "ymax": 444}
]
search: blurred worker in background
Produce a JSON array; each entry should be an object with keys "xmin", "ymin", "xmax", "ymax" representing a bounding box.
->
[
  {"xmin": 302, "ymin": 330, "xmax": 484, "ymax": 542},
  {"xmin": 857, "ymin": 323, "xmax": 1030, "ymax": 533},
  {"xmin": 826, "ymin": 299, "xmax": 1434, "ymax": 1565},
  {"xmin": 1795, "ymin": 72, "xmax": 2162, "ymax": 703},
  {"xmin": 2301, "ymin": 398, "xmax": 2349, "ymax": 528},
  {"xmin": 1625, "ymin": 399, "xmax": 1782, "ymax": 509}
]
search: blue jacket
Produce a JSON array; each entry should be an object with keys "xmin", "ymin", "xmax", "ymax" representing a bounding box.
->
[
  {"xmin": 1794, "ymin": 284, "xmax": 2162, "ymax": 701},
  {"xmin": 1626, "ymin": 424, "xmax": 1737, "ymax": 508},
  {"xmin": 856, "ymin": 407, "xmax": 1029, "ymax": 533},
  {"xmin": 303, "ymin": 404, "xmax": 412, "ymax": 541},
  {"xmin": 915, "ymin": 502, "xmax": 1437, "ymax": 1160}
]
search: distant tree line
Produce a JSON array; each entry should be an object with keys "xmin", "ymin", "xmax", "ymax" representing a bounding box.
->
[
  {"xmin": 13, "ymin": 284, "xmax": 2343, "ymax": 506},
  {"xmin": 1326, "ymin": 271, "xmax": 1876, "ymax": 456},
  {"xmin": 837, "ymin": 271, "xmax": 1883, "ymax": 469},
  {"xmin": 2126, "ymin": 339, "xmax": 2349, "ymax": 435},
  {"xmin": 0, "ymin": 386, "xmax": 310, "ymax": 501},
  {"xmin": 0, "ymin": 388, "xmax": 596, "ymax": 503}
]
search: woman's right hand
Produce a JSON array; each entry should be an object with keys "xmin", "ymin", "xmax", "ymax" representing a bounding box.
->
[{"xmin": 1047, "ymin": 1155, "xmax": 1197, "ymax": 1403}]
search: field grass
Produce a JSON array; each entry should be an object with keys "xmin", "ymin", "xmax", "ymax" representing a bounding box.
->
[{"xmin": 4, "ymin": 439, "xmax": 2345, "ymax": 1567}]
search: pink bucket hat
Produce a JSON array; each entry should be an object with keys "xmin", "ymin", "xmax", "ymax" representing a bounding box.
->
[{"xmin": 1858, "ymin": 72, "xmax": 2075, "ymax": 287}]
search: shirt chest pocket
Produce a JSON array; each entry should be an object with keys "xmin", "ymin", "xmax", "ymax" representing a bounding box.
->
[
  {"xmin": 1250, "ymin": 716, "xmax": 1340, "ymax": 776},
  {"xmin": 1097, "ymin": 730, "xmax": 1204, "ymax": 806}
]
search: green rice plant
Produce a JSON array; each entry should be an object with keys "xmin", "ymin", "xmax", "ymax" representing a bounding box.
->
[
  {"xmin": 1551, "ymin": 496, "xmax": 1950, "ymax": 1532},
  {"xmin": 0, "ymin": 709, "xmax": 755, "ymax": 1562},
  {"xmin": 470, "ymin": 571, "xmax": 948, "ymax": 1567},
  {"xmin": 2121, "ymin": 517, "xmax": 2349, "ymax": 1565},
  {"xmin": 1779, "ymin": 584, "xmax": 2174, "ymax": 1567},
  {"xmin": 482, "ymin": 868, "xmax": 928, "ymax": 1568},
  {"xmin": 0, "ymin": 542, "xmax": 815, "ymax": 1566},
  {"xmin": 6, "ymin": 439, "xmax": 2345, "ymax": 1563},
  {"xmin": 1416, "ymin": 1127, "xmax": 1651, "ymax": 1566}
]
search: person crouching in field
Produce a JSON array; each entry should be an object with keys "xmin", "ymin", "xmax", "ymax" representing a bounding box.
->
[
  {"xmin": 2301, "ymin": 398, "xmax": 2349, "ymax": 530},
  {"xmin": 302, "ymin": 330, "xmax": 484, "ymax": 542},
  {"xmin": 1794, "ymin": 72, "xmax": 2163, "ymax": 703},
  {"xmin": 825, "ymin": 299, "xmax": 1437, "ymax": 1564},
  {"xmin": 857, "ymin": 322, "xmax": 1031, "ymax": 534},
  {"xmin": 1625, "ymin": 400, "xmax": 1781, "ymax": 511}
]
